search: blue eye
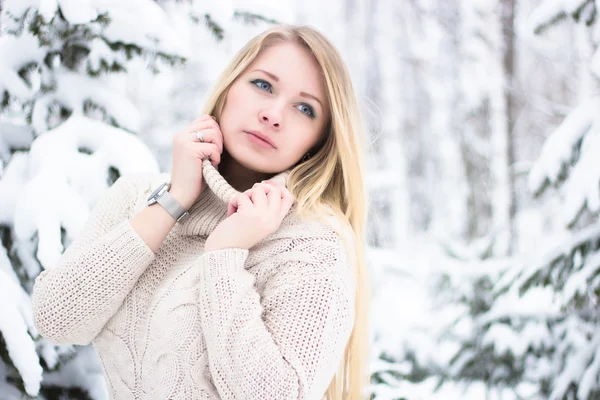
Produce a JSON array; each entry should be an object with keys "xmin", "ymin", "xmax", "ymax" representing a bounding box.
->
[
  {"xmin": 297, "ymin": 104, "xmax": 316, "ymax": 118},
  {"xmin": 251, "ymin": 78, "xmax": 316, "ymax": 119},
  {"xmin": 251, "ymin": 79, "xmax": 272, "ymax": 93}
]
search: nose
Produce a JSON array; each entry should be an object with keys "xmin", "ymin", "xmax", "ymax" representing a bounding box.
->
[{"xmin": 259, "ymin": 107, "xmax": 281, "ymax": 129}]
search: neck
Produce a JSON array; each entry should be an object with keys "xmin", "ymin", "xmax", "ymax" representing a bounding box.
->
[{"xmin": 218, "ymin": 151, "xmax": 274, "ymax": 192}]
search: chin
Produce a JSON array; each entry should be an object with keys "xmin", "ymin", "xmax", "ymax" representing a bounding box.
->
[{"xmin": 230, "ymin": 147, "xmax": 288, "ymax": 174}]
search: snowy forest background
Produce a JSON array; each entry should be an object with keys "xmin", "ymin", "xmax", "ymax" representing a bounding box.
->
[{"xmin": 1, "ymin": 0, "xmax": 599, "ymax": 399}]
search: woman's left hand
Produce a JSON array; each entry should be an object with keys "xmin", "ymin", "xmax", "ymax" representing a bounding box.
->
[{"xmin": 204, "ymin": 181, "xmax": 295, "ymax": 252}]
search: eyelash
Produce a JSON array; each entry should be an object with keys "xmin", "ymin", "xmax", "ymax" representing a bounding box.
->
[{"xmin": 250, "ymin": 78, "xmax": 316, "ymax": 119}]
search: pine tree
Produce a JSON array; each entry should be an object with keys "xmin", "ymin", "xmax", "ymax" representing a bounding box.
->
[
  {"xmin": 367, "ymin": 1, "xmax": 600, "ymax": 398},
  {"xmin": 0, "ymin": 1, "xmax": 273, "ymax": 398},
  {"xmin": 441, "ymin": 1, "xmax": 600, "ymax": 398}
]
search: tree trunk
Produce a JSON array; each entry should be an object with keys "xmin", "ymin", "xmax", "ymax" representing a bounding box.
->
[{"xmin": 501, "ymin": 0, "xmax": 517, "ymax": 255}]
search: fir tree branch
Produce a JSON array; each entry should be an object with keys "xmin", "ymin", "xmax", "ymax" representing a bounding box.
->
[{"xmin": 233, "ymin": 10, "xmax": 279, "ymax": 26}]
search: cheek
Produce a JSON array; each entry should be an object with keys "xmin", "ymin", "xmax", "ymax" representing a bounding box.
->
[
  {"xmin": 220, "ymin": 86, "xmax": 246, "ymax": 131},
  {"xmin": 227, "ymin": 86, "xmax": 244, "ymax": 108},
  {"xmin": 285, "ymin": 122, "xmax": 322, "ymax": 154}
]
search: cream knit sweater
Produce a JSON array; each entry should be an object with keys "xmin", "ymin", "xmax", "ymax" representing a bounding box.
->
[{"xmin": 31, "ymin": 159, "xmax": 356, "ymax": 400}]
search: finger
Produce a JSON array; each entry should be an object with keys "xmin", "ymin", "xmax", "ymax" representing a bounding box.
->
[
  {"xmin": 191, "ymin": 142, "xmax": 221, "ymax": 167},
  {"xmin": 244, "ymin": 183, "xmax": 274, "ymax": 204},
  {"xmin": 229, "ymin": 192, "xmax": 248, "ymax": 215},
  {"xmin": 194, "ymin": 114, "xmax": 215, "ymax": 123},
  {"xmin": 191, "ymin": 115, "xmax": 212, "ymax": 128},
  {"xmin": 191, "ymin": 128, "xmax": 224, "ymax": 154},
  {"xmin": 238, "ymin": 188, "xmax": 254, "ymax": 209},
  {"xmin": 279, "ymin": 189, "xmax": 295, "ymax": 219},
  {"xmin": 189, "ymin": 119, "xmax": 219, "ymax": 136},
  {"xmin": 205, "ymin": 143, "xmax": 221, "ymax": 167},
  {"xmin": 263, "ymin": 182, "xmax": 283, "ymax": 213},
  {"xmin": 227, "ymin": 198, "xmax": 236, "ymax": 216},
  {"xmin": 263, "ymin": 181, "xmax": 285, "ymax": 199},
  {"xmin": 192, "ymin": 115, "xmax": 221, "ymax": 131},
  {"xmin": 250, "ymin": 183, "xmax": 268, "ymax": 209},
  {"xmin": 188, "ymin": 127, "xmax": 215, "ymax": 144},
  {"xmin": 191, "ymin": 126, "xmax": 224, "ymax": 154},
  {"xmin": 228, "ymin": 192, "xmax": 253, "ymax": 216},
  {"xmin": 263, "ymin": 180, "xmax": 287, "ymax": 194}
]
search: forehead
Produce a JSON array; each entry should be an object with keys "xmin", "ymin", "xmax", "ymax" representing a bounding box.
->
[{"xmin": 246, "ymin": 41, "xmax": 326, "ymax": 97}]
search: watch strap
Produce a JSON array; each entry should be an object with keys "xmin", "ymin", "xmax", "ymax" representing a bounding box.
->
[{"xmin": 156, "ymin": 190, "xmax": 190, "ymax": 223}]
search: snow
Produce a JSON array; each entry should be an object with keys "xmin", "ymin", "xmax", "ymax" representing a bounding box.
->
[
  {"xmin": 0, "ymin": 152, "xmax": 28, "ymax": 224},
  {"xmin": 0, "ymin": 269, "xmax": 43, "ymax": 397},
  {"xmin": 1, "ymin": 0, "xmax": 192, "ymax": 136},
  {"xmin": 0, "ymin": 239, "xmax": 21, "ymax": 290},
  {"xmin": 578, "ymin": 342, "xmax": 600, "ymax": 399},
  {"xmin": 550, "ymin": 331, "xmax": 600, "ymax": 400},
  {"xmin": 561, "ymin": 250, "xmax": 600, "ymax": 302},
  {"xmin": 38, "ymin": 0, "xmax": 59, "ymax": 23},
  {"xmin": 0, "ymin": 33, "xmax": 45, "ymax": 102},
  {"xmin": 521, "ymin": 321, "xmax": 554, "ymax": 352},
  {"xmin": 190, "ymin": 0, "xmax": 234, "ymax": 41},
  {"xmin": 512, "ymin": 222, "xmax": 600, "ymax": 295},
  {"xmin": 482, "ymin": 320, "xmax": 553, "ymax": 359},
  {"xmin": 41, "ymin": 345, "xmax": 109, "ymax": 400},
  {"xmin": 528, "ymin": 0, "xmax": 586, "ymax": 33},
  {"xmin": 58, "ymin": 0, "xmax": 98, "ymax": 25},
  {"xmin": 483, "ymin": 286, "xmax": 561, "ymax": 321},
  {"xmin": 1, "ymin": 0, "xmax": 39, "ymax": 22},
  {"xmin": 24, "ymin": 65, "xmax": 144, "ymax": 133},
  {"xmin": 483, "ymin": 323, "xmax": 527, "ymax": 358},
  {"xmin": 592, "ymin": 46, "xmax": 600, "ymax": 77},
  {"xmin": 371, "ymin": 377, "xmax": 517, "ymax": 400},
  {"xmin": 527, "ymin": 96, "xmax": 600, "ymax": 194},
  {"xmin": 1, "ymin": 114, "xmax": 159, "ymax": 274},
  {"xmin": 10, "ymin": 115, "xmax": 159, "ymax": 269},
  {"xmin": 98, "ymin": 0, "xmax": 191, "ymax": 59},
  {"xmin": 45, "ymin": 67, "xmax": 142, "ymax": 133},
  {"xmin": 559, "ymin": 110, "xmax": 600, "ymax": 224},
  {"xmin": 87, "ymin": 38, "xmax": 125, "ymax": 74},
  {"xmin": 2, "ymin": 0, "xmax": 600, "ymax": 398}
]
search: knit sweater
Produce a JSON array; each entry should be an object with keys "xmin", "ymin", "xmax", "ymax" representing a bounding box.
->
[{"xmin": 31, "ymin": 159, "xmax": 356, "ymax": 400}]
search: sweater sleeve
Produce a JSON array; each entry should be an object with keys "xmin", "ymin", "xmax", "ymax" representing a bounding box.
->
[
  {"xmin": 197, "ymin": 236, "xmax": 356, "ymax": 400},
  {"xmin": 31, "ymin": 173, "xmax": 156, "ymax": 346}
]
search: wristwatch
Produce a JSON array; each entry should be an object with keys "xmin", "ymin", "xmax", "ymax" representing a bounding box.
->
[{"xmin": 147, "ymin": 182, "xmax": 190, "ymax": 223}]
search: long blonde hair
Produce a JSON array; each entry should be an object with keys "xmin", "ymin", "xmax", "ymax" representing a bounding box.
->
[{"xmin": 201, "ymin": 25, "xmax": 371, "ymax": 400}]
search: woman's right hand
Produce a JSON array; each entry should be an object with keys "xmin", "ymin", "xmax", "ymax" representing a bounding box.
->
[{"xmin": 169, "ymin": 114, "xmax": 224, "ymax": 210}]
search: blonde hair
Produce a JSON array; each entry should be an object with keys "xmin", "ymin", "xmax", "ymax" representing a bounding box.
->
[{"xmin": 201, "ymin": 25, "xmax": 372, "ymax": 400}]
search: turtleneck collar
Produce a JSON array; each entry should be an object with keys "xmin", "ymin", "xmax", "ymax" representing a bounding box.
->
[{"xmin": 176, "ymin": 159, "xmax": 290, "ymax": 236}]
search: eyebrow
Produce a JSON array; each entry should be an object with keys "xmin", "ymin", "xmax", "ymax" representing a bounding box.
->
[{"xmin": 252, "ymin": 68, "xmax": 324, "ymax": 110}]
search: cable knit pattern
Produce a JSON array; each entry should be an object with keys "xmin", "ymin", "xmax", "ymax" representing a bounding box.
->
[{"xmin": 31, "ymin": 159, "xmax": 356, "ymax": 400}]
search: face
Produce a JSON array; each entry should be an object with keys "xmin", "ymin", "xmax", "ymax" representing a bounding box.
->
[{"xmin": 219, "ymin": 41, "xmax": 331, "ymax": 174}]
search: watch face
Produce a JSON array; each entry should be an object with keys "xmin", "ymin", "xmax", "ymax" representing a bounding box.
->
[{"xmin": 148, "ymin": 182, "xmax": 168, "ymax": 204}]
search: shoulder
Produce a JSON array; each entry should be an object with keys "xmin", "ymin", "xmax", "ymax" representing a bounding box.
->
[
  {"xmin": 278, "ymin": 205, "xmax": 354, "ymax": 248},
  {"xmin": 268, "ymin": 207, "xmax": 356, "ymax": 275}
]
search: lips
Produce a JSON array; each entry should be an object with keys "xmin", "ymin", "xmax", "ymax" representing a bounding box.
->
[{"xmin": 244, "ymin": 130, "xmax": 276, "ymax": 148}]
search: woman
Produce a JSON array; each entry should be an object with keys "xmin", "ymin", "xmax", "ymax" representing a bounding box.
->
[{"xmin": 32, "ymin": 24, "xmax": 371, "ymax": 400}]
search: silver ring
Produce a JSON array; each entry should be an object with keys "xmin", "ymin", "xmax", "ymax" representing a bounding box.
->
[{"xmin": 195, "ymin": 130, "xmax": 204, "ymax": 142}]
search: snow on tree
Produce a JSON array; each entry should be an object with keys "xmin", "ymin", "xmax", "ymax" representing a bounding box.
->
[
  {"xmin": 0, "ymin": 0, "xmax": 192, "ymax": 135},
  {"xmin": 434, "ymin": 1, "xmax": 600, "ymax": 399},
  {"xmin": 366, "ymin": 0, "xmax": 600, "ymax": 398},
  {"xmin": 0, "ymin": 1, "xmax": 272, "ymax": 397}
]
